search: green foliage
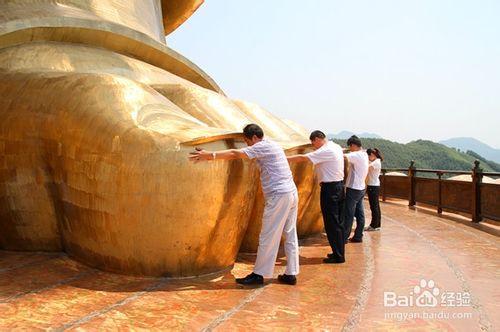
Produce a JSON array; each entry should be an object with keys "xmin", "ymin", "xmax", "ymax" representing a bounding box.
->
[
  {"xmin": 465, "ymin": 150, "xmax": 500, "ymax": 172},
  {"xmin": 332, "ymin": 138, "xmax": 500, "ymax": 172}
]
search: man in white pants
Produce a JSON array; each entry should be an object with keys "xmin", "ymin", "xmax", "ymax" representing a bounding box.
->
[{"xmin": 189, "ymin": 124, "xmax": 299, "ymax": 286}]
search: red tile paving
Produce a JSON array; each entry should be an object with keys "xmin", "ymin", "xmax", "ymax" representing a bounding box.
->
[{"xmin": 0, "ymin": 200, "xmax": 498, "ymax": 331}]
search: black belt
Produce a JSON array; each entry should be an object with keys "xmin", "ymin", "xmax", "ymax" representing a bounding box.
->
[{"xmin": 320, "ymin": 180, "xmax": 343, "ymax": 186}]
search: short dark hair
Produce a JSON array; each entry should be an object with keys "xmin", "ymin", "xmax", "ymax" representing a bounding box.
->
[
  {"xmin": 309, "ymin": 130, "xmax": 326, "ymax": 141},
  {"xmin": 243, "ymin": 124, "xmax": 264, "ymax": 139},
  {"xmin": 347, "ymin": 135, "xmax": 362, "ymax": 147},
  {"xmin": 367, "ymin": 148, "xmax": 384, "ymax": 161}
]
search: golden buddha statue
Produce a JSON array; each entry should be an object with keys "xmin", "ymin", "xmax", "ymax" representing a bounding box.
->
[{"xmin": 0, "ymin": 0, "xmax": 322, "ymax": 276}]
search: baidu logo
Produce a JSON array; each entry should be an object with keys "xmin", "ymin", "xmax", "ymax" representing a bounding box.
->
[
  {"xmin": 414, "ymin": 279, "xmax": 440, "ymax": 307},
  {"xmin": 384, "ymin": 278, "xmax": 469, "ymax": 308}
]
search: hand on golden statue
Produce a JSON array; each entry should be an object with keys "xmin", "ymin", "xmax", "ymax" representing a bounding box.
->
[{"xmin": 189, "ymin": 147, "xmax": 213, "ymax": 162}]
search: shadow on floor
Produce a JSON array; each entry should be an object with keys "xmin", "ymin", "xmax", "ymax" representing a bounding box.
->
[{"xmin": 0, "ymin": 233, "xmax": 334, "ymax": 297}]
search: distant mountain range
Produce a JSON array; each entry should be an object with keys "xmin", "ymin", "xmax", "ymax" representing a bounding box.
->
[
  {"xmin": 330, "ymin": 137, "xmax": 500, "ymax": 173},
  {"xmin": 327, "ymin": 133, "xmax": 500, "ymax": 166},
  {"xmin": 328, "ymin": 131, "xmax": 382, "ymax": 140},
  {"xmin": 439, "ymin": 137, "xmax": 500, "ymax": 164}
]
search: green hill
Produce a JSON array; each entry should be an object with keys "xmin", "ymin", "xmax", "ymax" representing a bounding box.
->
[{"xmin": 332, "ymin": 138, "xmax": 500, "ymax": 173}]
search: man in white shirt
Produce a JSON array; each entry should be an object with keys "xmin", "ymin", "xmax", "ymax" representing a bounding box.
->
[
  {"xmin": 343, "ymin": 135, "xmax": 369, "ymax": 243},
  {"xmin": 189, "ymin": 124, "xmax": 299, "ymax": 286},
  {"xmin": 287, "ymin": 130, "xmax": 346, "ymax": 264}
]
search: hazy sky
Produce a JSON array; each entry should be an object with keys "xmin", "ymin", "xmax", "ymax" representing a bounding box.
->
[{"xmin": 168, "ymin": 0, "xmax": 500, "ymax": 148}]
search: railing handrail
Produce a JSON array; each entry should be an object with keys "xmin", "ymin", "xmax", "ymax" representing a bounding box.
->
[
  {"xmin": 415, "ymin": 169, "xmax": 471, "ymax": 175},
  {"xmin": 381, "ymin": 168, "xmax": 408, "ymax": 172},
  {"xmin": 382, "ymin": 168, "xmax": 500, "ymax": 177},
  {"xmin": 482, "ymin": 172, "xmax": 500, "ymax": 177}
]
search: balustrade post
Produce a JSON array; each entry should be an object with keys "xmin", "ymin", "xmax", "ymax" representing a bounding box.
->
[
  {"xmin": 471, "ymin": 160, "xmax": 483, "ymax": 222},
  {"xmin": 408, "ymin": 160, "xmax": 416, "ymax": 207},
  {"xmin": 437, "ymin": 171, "xmax": 443, "ymax": 214}
]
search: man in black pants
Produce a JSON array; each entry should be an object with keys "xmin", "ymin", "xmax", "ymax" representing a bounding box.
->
[{"xmin": 287, "ymin": 130, "xmax": 346, "ymax": 263}]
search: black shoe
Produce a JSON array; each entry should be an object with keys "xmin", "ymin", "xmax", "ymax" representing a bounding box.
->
[
  {"xmin": 235, "ymin": 272, "xmax": 264, "ymax": 285},
  {"xmin": 348, "ymin": 238, "xmax": 363, "ymax": 243},
  {"xmin": 327, "ymin": 252, "xmax": 341, "ymax": 259},
  {"xmin": 277, "ymin": 274, "xmax": 297, "ymax": 285},
  {"xmin": 327, "ymin": 253, "xmax": 346, "ymax": 259},
  {"xmin": 323, "ymin": 257, "xmax": 345, "ymax": 264}
]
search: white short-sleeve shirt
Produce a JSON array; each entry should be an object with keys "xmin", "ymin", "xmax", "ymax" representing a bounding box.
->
[
  {"xmin": 242, "ymin": 139, "xmax": 296, "ymax": 197},
  {"xmin": 306, "ymin": 141, "xmax": 344, "ymax": 183},
  {"xmin": 367, "ymin": 159, "xmax": 382, "ymax": 186},
  {"xmin": 345, "ymin": 150, "xmax": 369, "ymax": 190}
]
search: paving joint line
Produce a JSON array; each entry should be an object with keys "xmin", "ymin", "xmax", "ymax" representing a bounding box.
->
[
  {"xmin": 342, "ymin": 235, "xmax": 375, "ymax": 332},
  {"xmin": 51, "ymin": 277, "xmax": 170, "ymax": 332},
  {"xmin": 0, "ymin": 270, "xmax": 94, "ymax": 304},
  {"xmin": 200, "ymin": 284, "xmax": 266, "ymax": 331},
  {"xmin": 384, "ymin": 215, "xmax": 493, "ymax": 331},
  {"xmin": 392, "ymin": 207, "xmax": 500, "ymax": 248},
  {"xmin": 0, "ymin": 253, "xmax": 63, "ymax": 274}
]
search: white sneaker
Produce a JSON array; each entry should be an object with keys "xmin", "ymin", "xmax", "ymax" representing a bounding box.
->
[{"xmin": 365, "ymin": 226, "xmax": 380, "ymax": 232}]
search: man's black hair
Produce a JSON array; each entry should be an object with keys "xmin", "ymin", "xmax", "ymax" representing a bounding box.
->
[
  {"xmin": 309, "ymin": 130, "xmax": 326, "ymax": 141},
  {"xmin": 243, "ymin": 124, "xmax": 264, "ymax": 139},
  {"xmin": 347, "ymin": 135, "xmax": 362, "ymax": 147}
]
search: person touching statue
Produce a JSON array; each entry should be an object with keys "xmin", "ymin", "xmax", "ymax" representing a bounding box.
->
[
  {"xmin": 189, "ymin": 124, "xmax": 299, "ymax": 285},
  {"xmin": 287, "ymin": 130, "xmax": 346, "ymax": 264}
]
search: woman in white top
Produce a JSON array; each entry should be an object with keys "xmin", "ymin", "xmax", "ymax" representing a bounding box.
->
[{"xmin": 365, "ymin": 148, "xmax": 383, "ymax": 231}]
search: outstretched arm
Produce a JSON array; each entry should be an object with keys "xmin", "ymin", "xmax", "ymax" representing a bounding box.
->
[
  {"xmin": 287, "ymin": 154, "xmax": 310, "ymax": 163},
  {"xmin": 189, "ymin": 148, "xmax": 248, "ymax": 162}
]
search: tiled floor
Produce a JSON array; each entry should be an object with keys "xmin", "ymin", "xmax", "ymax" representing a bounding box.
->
[{"xmin": 0, "ymin": 200, "xmax": 498, "ymax": 331}]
